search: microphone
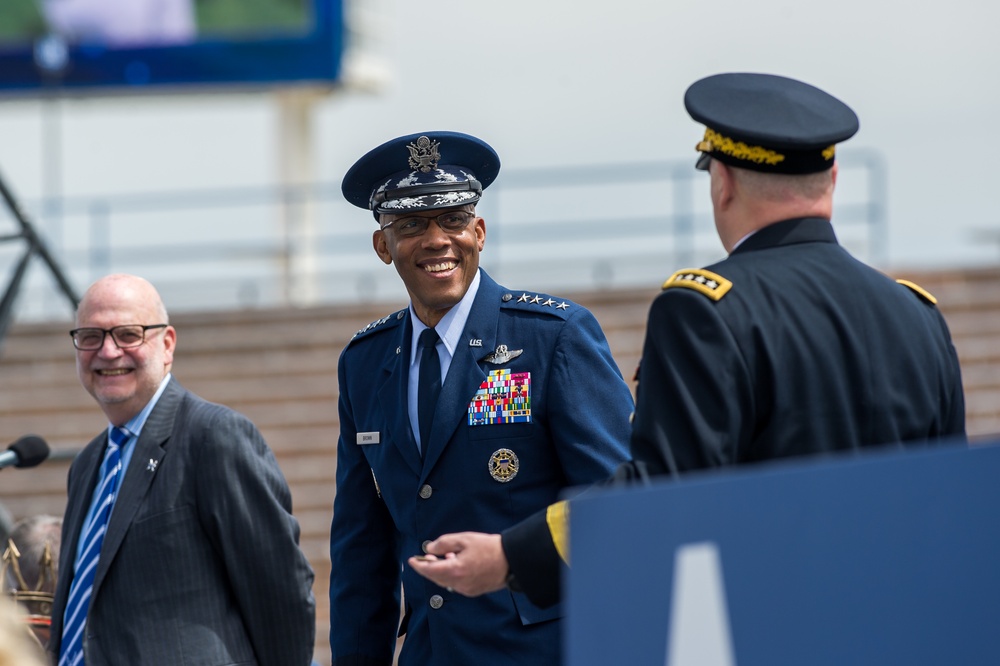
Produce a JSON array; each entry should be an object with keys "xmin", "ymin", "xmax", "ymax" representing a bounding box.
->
[{"xmin": 0, "ymin": 435, "xmax": 50, "ymax": 470}]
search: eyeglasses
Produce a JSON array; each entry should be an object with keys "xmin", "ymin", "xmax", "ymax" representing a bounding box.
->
[
  {"xmin": 379, "ymin": 210, "xmax": 476, "ymax": 238},
  {"xmin": 69, "ymin": 324, "xmax": 168, "ymax": 351}
]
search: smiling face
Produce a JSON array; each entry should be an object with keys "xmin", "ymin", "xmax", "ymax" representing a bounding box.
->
[
  {"xmin": 74, "ymin": 274, "xmax": 175, "ymax": 426},
  {"xmin": 373, "ymin": 205, "xmax": 486, "ymax": 328}
]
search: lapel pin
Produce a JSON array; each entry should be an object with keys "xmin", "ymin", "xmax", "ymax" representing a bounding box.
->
[
  {"xmin": 469, "ymin": 338, "xmax": 483, "ymax": 347},
  {"xmin": 147, "ymin": 459, "xmax": 159, "ymax": 473}
]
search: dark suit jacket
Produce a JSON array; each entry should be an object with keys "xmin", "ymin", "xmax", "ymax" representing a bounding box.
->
[
  {"xmin": 49, "ymin": 378, "xmax": 316, "ymax": 666},
  {"xmin": 329, "ymin": 270, "xmax": 633, "ymax": 666}
]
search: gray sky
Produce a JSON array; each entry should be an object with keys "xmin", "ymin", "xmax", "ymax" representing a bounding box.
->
[{"xmin": 1, "ymin": 0, "xmax": 998, "ymax": 295}]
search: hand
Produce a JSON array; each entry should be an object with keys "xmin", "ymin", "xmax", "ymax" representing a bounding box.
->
[{"xmin": 407, "ymin": 532, "xmax": 508, "ymax": 597}]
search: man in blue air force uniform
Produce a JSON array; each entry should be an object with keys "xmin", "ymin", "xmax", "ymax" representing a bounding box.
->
[{"xmin": 328, "ymin": 131, "xmax": 634, "ymax": 665}]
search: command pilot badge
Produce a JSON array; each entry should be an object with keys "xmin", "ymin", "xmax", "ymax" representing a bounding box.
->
[
  {"xmin": 482, "ymin": 344, "xmax": 522, "ymax": 365},
  {"xmin": 489, "ymin": 448, "xmax": 519, "ymax": 483}
]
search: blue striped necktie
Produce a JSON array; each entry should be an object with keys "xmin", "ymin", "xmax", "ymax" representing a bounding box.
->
[{"xmin": 59, "ymin": 426, "xmax": 129, "ymax": 666}]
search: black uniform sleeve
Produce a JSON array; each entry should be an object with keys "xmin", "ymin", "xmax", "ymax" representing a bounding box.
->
[{"xmin": 501, "ymin": 508, "xmax": 565, "ymax": 609}]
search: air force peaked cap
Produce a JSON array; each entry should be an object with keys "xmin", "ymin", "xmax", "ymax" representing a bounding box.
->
[
  {"xmin": 685, "ymin": 73, "xmax": 859, "ymax": 174},
  {"xmin": 342, "ymin": 131, "xmax": 501, "ymax": 218}
]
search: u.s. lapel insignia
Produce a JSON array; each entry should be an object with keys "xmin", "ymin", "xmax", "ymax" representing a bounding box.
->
[
  {"xmin": 147, "ymin": 458, "xmax": 159, "ymax": 473},
  {"xmin": 482, "ymin": 344, "xmax": 522, "ymax": 365},
  {"xmin": 489, "ymin": 448, "xmax": 519, "ymax": 483},
  {"xmin": 469, "ymin": 338, "xmax": 483, "ymax": 347}
]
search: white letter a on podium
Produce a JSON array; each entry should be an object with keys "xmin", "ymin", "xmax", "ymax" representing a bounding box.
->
[{"xmin": 665, "ymin": 541, "xmax": 737, "ymax": 666}]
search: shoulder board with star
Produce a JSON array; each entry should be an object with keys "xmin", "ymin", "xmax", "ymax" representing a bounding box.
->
[
  {"xmin": 662, "ymin": 269, "xmax": 733, "ymax": 301},
  {"xmin": 349, "ymin": 309, "xmax": 406, "ymax": 343},
  {"xmin": 895, "ymin": 279, "xmax": 938, "ymax": 305},
  {"xmin": 501, "ymin": 291, "xmax": 575, "ymax": 318}
]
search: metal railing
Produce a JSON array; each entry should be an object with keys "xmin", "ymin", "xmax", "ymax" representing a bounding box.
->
[
  {"xmin": 0, "ymin": 149, "xmax": 887, "ymax": 327},
  {"xmin": 0, "ymin": 168, "xmax": 79, "ymax": 351}
]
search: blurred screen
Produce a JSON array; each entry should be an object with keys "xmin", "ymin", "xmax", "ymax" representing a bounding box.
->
[{"xmin": 0, "ymin": 0, "xmax": 342, "ymax": 94}]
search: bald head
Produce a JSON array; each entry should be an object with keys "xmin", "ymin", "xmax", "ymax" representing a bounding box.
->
[
  {"xmin": 76, "ymin": 274, "xmax": 169, "ymax": 327},
  {"xmin": 6, "ymin": 516, "xmax": 61, "ymax": 595}
]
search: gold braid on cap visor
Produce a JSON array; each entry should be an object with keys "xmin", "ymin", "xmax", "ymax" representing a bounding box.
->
[
  {"xmin": 696, "ymin": 128, "xmax": 836, "ymax": 166},
  {"xmin": 696, "ymin": 128, "xmax": 784, "ymax": 165}
]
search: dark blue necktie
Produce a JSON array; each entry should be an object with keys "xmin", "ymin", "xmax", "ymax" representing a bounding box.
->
[
  {"xmin": 418, "ymin": 328, "xmax": 441, "ymax": 452},
  {"xmin": 59, "ymin": 426, "xmax": 129, "ymax": 666}
]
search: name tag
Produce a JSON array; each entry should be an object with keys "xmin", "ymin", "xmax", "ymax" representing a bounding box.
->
[{"xmin": 357, "ymin": 432, "xmax": 380, "ymax": 445}]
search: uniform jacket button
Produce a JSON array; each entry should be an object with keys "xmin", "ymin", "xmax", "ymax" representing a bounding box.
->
[
  {"xmin": 429, "ymin": 595, "xmax": 444, "ymax": 609},
  {"xmin": 419, "ymin": 484, "xmax": 433, "ymax": 499}
]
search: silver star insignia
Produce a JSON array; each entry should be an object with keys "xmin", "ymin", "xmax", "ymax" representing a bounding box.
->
[
  {"xmin": 706, "ymin": 280, "xmax": 718, "ymax": 289},
  {"xmin": 694, "ymin": 275, "xmax": 706, "ymax": 284},
  {"xmin": 517, "ymin": 293, "xmax": 530, "ymax": 303},
  {"xmin": 530, "ymin": 295, "xmax": 543, "ymax": 304},
  {"xmin": 542, "ymin": 298, "xmax": 556, "ymax": 307},
  {"xmin": 556, "ymin": 302, "xmax": 570, "ymax": 310}
]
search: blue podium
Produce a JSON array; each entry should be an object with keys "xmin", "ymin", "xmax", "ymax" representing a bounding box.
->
[{"xmin": 567, "ymin": 442, "xmax": 1000, "ymax": 665}]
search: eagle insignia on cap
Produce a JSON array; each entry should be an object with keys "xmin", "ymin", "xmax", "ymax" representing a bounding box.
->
[
  {"xmin": 662, "ymin": 268, "xmax": 733, "ymax": 301},
  {"xmin": 407, "ymin": 136, "xmax": 441, "ymax": 172}
]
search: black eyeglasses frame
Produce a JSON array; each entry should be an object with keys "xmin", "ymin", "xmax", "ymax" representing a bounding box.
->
[{"xmin": 69, "ymin": 324, "xmax": 169, "ymax": 351}]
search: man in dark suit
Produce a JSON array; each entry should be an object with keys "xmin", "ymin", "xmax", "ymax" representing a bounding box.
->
[
  {"xmin": 409, "ymin": 73, "xmax": 967, "ymax": 608},
  {"xmin": 328, "ymin": 131, "xmax": 633, "ymax": 665},
  {"xmin": 49, "ymin": 273, "xmax": 316, "ymax": 666}
]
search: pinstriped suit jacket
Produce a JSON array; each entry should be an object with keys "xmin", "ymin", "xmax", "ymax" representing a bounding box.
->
[{"xmin": 49, "ymin": 377, "xmax": 316, "ymax": 666}]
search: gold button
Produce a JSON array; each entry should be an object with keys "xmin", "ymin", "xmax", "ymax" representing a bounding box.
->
[{"xmin": 419, "ymin": 484, "xmax": 433, "ymax": 499}]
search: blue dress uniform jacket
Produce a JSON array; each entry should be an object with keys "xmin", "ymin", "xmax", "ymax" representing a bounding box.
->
[
  {"xmin": 630, "ymin": 216, "xmax": 966, "ymax": 475},
  {"xmin": 329, "ymin": 270, "xmax": 633, "ymax": 666}
]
